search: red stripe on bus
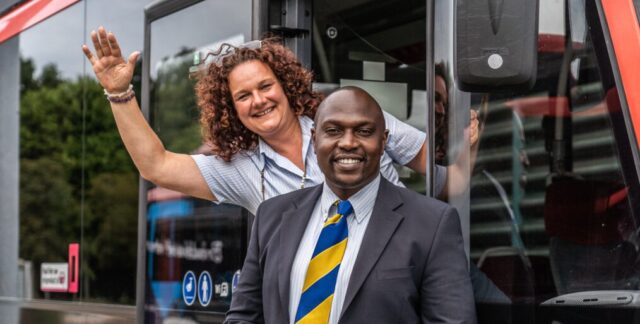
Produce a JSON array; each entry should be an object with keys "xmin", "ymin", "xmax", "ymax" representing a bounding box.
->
[
  {"xmin": 601, "ymin": 0, "xmax": 640, "ymax": 148},
  {"xmin": 0, "ymin": 0, "xmax": 80, "ymax": 44}
]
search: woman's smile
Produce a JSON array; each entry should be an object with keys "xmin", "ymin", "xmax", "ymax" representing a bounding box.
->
[{"xmin": 228, "ymin": 60, "xmax": 297, "ymax": 138}]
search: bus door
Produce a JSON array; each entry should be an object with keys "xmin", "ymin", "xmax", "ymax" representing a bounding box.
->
[
  {"xmin": 309, "ymin": 0, "xmax": 431, "ymax": 202},
  {"xmin": 140, "ymin": 1, "xmax": 255, "ymax": 322},
  {"xmin": 454, "ymin": 0, "xmax": 640, "ymax": 323}
]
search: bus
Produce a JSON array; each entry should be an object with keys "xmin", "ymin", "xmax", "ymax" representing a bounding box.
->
[{"xmin": 0, "ymin": 0, "xmax": 639, "ymax": 323}]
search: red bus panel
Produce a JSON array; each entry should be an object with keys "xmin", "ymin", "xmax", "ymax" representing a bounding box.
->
[
  {"xmin": 0, "ymin": 0, "xmax": 80, "ymax": 44},
  {"xmin": 601, "ymin": 0, "xmax": 640, "ymax": 147}
]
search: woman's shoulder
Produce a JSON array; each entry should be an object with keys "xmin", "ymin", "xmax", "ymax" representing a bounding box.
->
[
  {"xmin": 191, "ymin": 147, "xmax": 262, "ymax": 170},
  {"xmin": 299, "ymin": 115, "xmax": 314, "ymax": 131}
]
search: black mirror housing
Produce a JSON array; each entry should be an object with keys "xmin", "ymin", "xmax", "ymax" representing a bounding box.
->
[{"xmin": 455, "ymin": 0, "xmax": 539, "ymax": 92}]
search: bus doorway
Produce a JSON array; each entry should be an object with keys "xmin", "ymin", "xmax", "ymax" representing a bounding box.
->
[
  {"xmin": 137, "ymin": 0, "xmax": 640, "ymax": 323},
  {"xmin": 140, "ymin": 1, "xmax": 254, "ymax": 322},
  {"xmin": 452, "ymin": 0, "xmax": 640, "ymax": 323},
  {"xmin": 310, "ymin": 0, "xmax": 640, "ymax": 323}
]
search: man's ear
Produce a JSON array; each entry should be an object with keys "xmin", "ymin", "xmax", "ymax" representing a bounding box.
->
[{"xmin": 382, "ymin": 129, "xmax": 389, "ymax": 149}]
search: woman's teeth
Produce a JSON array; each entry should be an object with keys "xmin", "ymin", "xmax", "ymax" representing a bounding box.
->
[{"xmin": 255, "ymin": 107, "xmax": 274, "ymax": 117}]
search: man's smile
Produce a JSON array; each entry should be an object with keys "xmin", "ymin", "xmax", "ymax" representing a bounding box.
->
[{"xmin": 332, "ymin": 155, "xmax": 366, "ymax": 170}]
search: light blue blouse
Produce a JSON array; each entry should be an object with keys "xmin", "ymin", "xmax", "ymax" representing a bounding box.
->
[{"xmin": 192, "ymin": 111, "xmax": 443, "ymax": 215}]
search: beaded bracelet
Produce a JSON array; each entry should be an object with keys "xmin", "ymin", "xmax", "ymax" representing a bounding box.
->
[{"xmin": 104, "ymin": 84, "xmax": 136, "ymax": 104}]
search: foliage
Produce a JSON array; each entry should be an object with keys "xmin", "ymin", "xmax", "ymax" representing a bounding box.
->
[
  {"xmin": 152, "ymin": 53, "xmax": 202, "ymax": 153},
  {"xmin": 19, "ymin": 158, "xmax": 80, "ymax": 266},
  {"xmin": 19, "ymin": 58, "xmax": 137, "ymax": 303},
  {"xmin": 19, "ymin": 52, "xmax": 202, "ymax": 304},
  {"xmin": 85, "ymin": 172, "xmax": 139, "ymax": 304}
]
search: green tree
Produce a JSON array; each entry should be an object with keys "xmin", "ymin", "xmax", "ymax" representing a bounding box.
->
[
  {"xmin": 84, "ymin": 172, "xmax": 138, "ymax": 304},
  {"xmin": 20, "ymin": 58, "xmax": 38, "ymax": 94},
  {"xmin": 19, "ymin": 51, "xmax": 200, "ymax": 303},
  {"xmin": 41, "ymin": 63, "xmax": 62, "ymax": 88},
  {"xmin": 19, "ymin": 58, "xmax": 138, "ymax": 303},
  {"xmin": 19, "ymin": 75, "xmax": 82, "ymax": 162},
  {"xmin": 152, "ymin": 51, "xmax": 202, "ymax": 153},
  {"xmin": 20, "ymin": 157, "xmax": 80, "ymax": 301}
]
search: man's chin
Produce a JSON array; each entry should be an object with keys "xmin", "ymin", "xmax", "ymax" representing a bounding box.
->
[{"xmin": 326, "ymin": 175, "xmax": 373, "ymax": 196}]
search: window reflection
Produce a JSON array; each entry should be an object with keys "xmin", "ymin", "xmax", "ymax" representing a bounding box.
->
[
  {"xmin": 81, "ymin": 0, "xmax": 151, "ymax": 305},
  {"xmin": 464, "ymin": 0, "xmax": 640, "ymax": 316},
  {"xmin": 19, "ymin": 2, "xmax": 84, "ymax": 302},
  {"xmin": 312, "ymin": 0, "xmax": 427, "ymax": 193},
  {"xmin": 144, "ymin": 0, "xmax": 252, "ymax": 319},
  {"xmin": 17, "ymin": 0, "xmax": 151, "ymax": 305},
  {"xmin": 149, "ymin": 0, "xmax": 252, "ymax": 152}
]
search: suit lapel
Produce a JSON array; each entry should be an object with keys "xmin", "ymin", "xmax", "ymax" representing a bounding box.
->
[
  {"xmin": 277, "ymin": 185, "xmax": 324, "ymax": 323},
  {"xmin": 339, "ymin": 178, "xmax": 404, "ymax": 318}
]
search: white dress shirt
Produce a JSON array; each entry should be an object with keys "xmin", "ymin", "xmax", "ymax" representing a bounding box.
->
[{"xmin": 288, "ymin": 175, "xmax": 381, "ymax": 324}]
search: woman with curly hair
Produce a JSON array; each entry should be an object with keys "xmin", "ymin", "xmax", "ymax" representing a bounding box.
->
[{"xmin": 82, "ymin": 27, "xmax": 461, "ymax": 215}]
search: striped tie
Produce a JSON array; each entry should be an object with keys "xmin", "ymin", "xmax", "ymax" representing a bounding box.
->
[{"xmin": 294, "ymin": 200, "xmax": 353, "ymax": 324}]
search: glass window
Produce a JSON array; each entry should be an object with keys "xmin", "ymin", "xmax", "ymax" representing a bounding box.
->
[
  {"xmin": 433, "ymin": 0, "xmax": 473, "ymax": 256},
  {"xmin": 83, "ymin": 0, "xmax": 152, "ymax": 304},
  {"xmin": 17, "ymin": 0, "xmax": 152, "ymax": 306},
  {"xmin": 144, "ymin": 0, "xmax": 253, "ymax": 320},
  {"xmin": 19, "ymin": 2, "xmax": 84, "ymax": 302},
  {"xmin": 311, "ymin": 0, "xmax": 427, "ymax": 193},
  {"xmin": 449, "ymin": 0, "xmax": 640, "ymax": 322}
]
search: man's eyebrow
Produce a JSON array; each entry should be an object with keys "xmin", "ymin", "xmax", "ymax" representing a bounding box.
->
[
  {"xmin": 320, "ymin": 118, "xmax": 377, "ymax": 127},
  {"xmin": 318, "ymin": 117, "xmax": 339, "ymax": 125}
]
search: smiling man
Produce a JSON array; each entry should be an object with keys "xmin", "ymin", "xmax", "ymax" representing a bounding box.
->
[{"xmin": 224, "ymin": 86, "xmax": 475, "ymax": 324}]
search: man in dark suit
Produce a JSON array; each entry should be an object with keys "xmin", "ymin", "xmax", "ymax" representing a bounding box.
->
[{"xmin": 225, "ymin": 86, "xmax": 475, "ymax": 324}]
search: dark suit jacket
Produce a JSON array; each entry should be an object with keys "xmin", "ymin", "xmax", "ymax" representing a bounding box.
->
[{"xmin": 224, "ymin": 178, "xmax": 476, "ymax": 324}]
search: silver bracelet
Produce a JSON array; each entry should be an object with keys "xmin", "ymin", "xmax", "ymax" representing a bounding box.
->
[{"xmin": 104, "ymin": 84, "xmax": 133, "ymax": 97}]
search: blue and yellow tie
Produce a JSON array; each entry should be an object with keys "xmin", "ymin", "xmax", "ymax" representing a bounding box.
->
[{"xmin": 294, "ymin": 200, "xmax": 353, "ymax": 324}]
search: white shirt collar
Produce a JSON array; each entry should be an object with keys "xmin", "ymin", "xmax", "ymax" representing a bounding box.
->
[
  {"xmin": 320, "ymin": 174, "xmax": 381, "ymax": 224},
  {"xmin": 256, "ymin": 116, "xmax": 314, "ymax": 171}
]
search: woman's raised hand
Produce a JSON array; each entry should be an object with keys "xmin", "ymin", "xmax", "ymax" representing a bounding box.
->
[{"xmin": 82, "ymin": 26, "xmax": 139, "ymax": 93}]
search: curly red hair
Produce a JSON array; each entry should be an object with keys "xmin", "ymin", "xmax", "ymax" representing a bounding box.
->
[{"xmin": 194, "ymin": 38, "xmax": 323, "ymax": 161}]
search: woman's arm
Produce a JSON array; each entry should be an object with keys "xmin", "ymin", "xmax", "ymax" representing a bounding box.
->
[
  {"xmin": 394, "ymin": 110, "xmax": 480, "ymax": 199},
  {"xmin": 82, "ymin": 27, "xmax": 214, "ymax": 201},
  {"xmin": 109, "ymin": 98, "xmax": 214, "ymax": 201}
]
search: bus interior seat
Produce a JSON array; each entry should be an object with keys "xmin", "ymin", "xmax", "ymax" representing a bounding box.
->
[
  {"xmin": 471, "ymin": 170, "xmax": 556, "ymax": 303},
  {"xmin": 544, "ymin": 176, "xmax": 636, "ymax": 294},
  {"xmin": 477, "ymin": 246, "xmax": 556, "ymax": 303}
]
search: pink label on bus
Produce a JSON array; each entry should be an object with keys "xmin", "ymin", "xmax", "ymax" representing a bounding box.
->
[{"xmin": 68, "ymin": 243, "xmax": 79, "ymax": 293}]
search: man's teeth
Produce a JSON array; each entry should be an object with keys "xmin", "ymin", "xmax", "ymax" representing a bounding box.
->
[
  {"xmin": 255, "ymin": 107, "xmax": 274, "ymax": 117},
  {"xmin": 337, "ymin": 158, "xmax": 361, "ymax": 164}
]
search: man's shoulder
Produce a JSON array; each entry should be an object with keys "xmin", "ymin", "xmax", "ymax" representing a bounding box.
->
[
  {"xmin": 383, "ymin": 180, "xmax": 452, "ymax": 218},
  {"xmin": 250, "ymin": 186, "xmax": 319, "ymax": 242}
]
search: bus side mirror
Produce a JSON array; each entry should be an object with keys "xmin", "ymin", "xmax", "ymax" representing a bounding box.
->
[{"xmin": 455, "ymin": 0, "xmax": 539, "ymax": 92}]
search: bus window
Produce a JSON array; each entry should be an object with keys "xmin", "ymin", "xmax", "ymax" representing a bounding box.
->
[
  {"xmin": 311, "ymin": 0, "xmax": 428, "ymax": 194},
  {"xmin": 451, "ymin": 0, "xmax": 640, "ymax": 322},
  {"xmin": 144, "ymin": 0, "xmax": 252, "ymax": 322}
]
